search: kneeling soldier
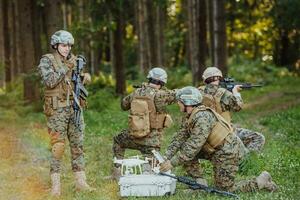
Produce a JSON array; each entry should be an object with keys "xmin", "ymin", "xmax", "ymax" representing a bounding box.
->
[
  {"xmin": 161, "ymin": 86, "xmax": 277, "ymax": 192},
  {"xmin": 111, "ymin": 67, "xmax": 177, "ymax": 180}
]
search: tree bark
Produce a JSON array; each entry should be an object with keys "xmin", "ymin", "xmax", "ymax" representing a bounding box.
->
[
  {"xmin": 44, "ymin": 0, "xmax": 63, "ymax": 49},
  {"xmin": 0, "ymin": 0, "xmax": 4, "ymax": 87},
  {"xmin": 136, "ymin": 0, "xmax": 150, "ymax": 74},
  {"xmin": 207, "ymin": 0, "xmax": 214, "ymax": 65},
  {"xmin": 198, "ymin": 0, "xmax": 207, "ymax": 82},
  {"xmin": 114, "ymin": 2, "xmax": 125, "ymax": 95},
  {"xmin": 2, "ymin": 0, "xmax": 11, "ymax": 86},
  {"xmin": 18, "ymin": 0, "xmax": 39, "ymax": 103},
  {"xmin": 187, "ymin": 0, "xmax": 205, "ymax": 85},
  {"xmin": 212, "ymin": 0, "xmax": 227, "ymax": 74},
  {"xmin": 12, "ymin": 0, "xmax": 21, "ymax": 77},
  {"xmin": 154, "ymin": 2, "xmax": 165, "ymax": 67}
]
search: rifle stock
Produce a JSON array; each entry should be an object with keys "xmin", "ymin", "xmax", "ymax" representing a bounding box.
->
[{"xmin": 160, "ymin": 172, "xmax": 239, "ymax": 199}]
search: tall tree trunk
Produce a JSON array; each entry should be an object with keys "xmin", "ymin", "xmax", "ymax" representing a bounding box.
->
[
  {"xmin": 198, "ymin": 0, "xmax": 207, "ymax": 82},
  {"xmin": 154, "ymin": 2, "xmax": 165, "ymax": 67},
  {"xmin": 136, "ymin": 0, "xmax": 150, "ymax": 74},
  {"xmin": 44, "ymin": 0, "xmax": 63, "ymax": 49},
  {"xmin": 212, "ymin": 0, "xmax": 227, "ymax": 74},
  {"xmin": 12, "ymin": 0, "xmax": 21, "ymax": 77},
  {"xmin": 279, "ymin": 30, "xmax": 289, "ymax": 66},
  {"xmin": 208, "ymin": 0, "xmax": 215, "ymax": 66},
  {"xmin": 114, "ymin": 2, "xmax": 125, "ymax": 95},
  {"xmin": 8, "ymin": 1, "xmax": 15, "ymax": 81},
  {"xmin": 109, "ymin": 13, "xmax": 115, "ymax": 75},
  {"xmin": 147, "ymin": 1, "xmax": 156, "ymax": 67},
  {"xmin": 0, "ymin": 0, "xmax": 4, "ymax": 87},
  {"xmin": 32, "ymin": 1, "xmax": 42, "ymax": 61},
  {"xmin": 187, "ymin": 0, "xmax": 204, "ymax": 85},
  {"xmin": 2, "ymin": 0, "xmax": 11, "ymax": 86},
  {"xmin": 18, "ymin": 0, "xmax": 39, "ymax": 103}
]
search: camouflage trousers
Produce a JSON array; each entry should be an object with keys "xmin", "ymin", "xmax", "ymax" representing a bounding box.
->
[
  {"xmin": 184, "ymin": 134, "xmax": 258, "ymax": 192},
  {"xmin": 113, "ymin": 129, "xmax": 161, "ymax": 160},
  {"xmin": 235, "ymin": 127, "xmax": 265, "ymax": 152},
  {"xmin": 47, "ymin": 107, "xmax": 85, "ymax": 174}
]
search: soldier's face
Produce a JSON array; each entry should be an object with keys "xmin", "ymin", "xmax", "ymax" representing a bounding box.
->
[{"xmin": 57, "ymin": 43, "xmax": 72, "ymax": 58}]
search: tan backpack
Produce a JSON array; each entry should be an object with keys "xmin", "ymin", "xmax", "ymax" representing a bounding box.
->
[{"xmin": 128, "ymin": 96, "xmax": 152, "ymax": 138}]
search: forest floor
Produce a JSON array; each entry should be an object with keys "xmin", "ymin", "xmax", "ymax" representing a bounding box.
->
[{"xmin": 0, "ymin": 76, "xmax": 299, "ymax": 200}]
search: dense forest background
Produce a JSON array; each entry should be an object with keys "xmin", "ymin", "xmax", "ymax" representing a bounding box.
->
[
  {"xmin": 0, "ymin": 1, "xmax": 300, "ymax": 199},
  {"xmin": 0, "ymin": 0, "xmax": 299, "ymax": 102}
]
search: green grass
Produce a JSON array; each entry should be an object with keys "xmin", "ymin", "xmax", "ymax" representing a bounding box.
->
[{"xmin": 0, "ymin": 76, "xmax": 299, "ymax": 199}]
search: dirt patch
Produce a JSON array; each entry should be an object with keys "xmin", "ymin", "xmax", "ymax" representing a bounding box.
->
[{"xmin": 0, "ymin": 126, "xmax": 48, "ymax": 199}]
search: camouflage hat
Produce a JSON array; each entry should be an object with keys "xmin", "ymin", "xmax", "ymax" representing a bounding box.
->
[
  {"xmin": 51, "ymin": 30, "xmax": 74, "ymax": 46},
  {"xmin": 147, "ymin": 67, "xmax": 168, "ymax": 84},
  {"xmin": 202, "ymin": 67, "xmax": 223, "ymax": 81},
  {"xmin": 176, "ymin": 86, "xmax": 202, "ymax": 106}
]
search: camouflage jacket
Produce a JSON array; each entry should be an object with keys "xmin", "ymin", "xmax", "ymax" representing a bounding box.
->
[
  {"xmin": 37, "ymin": 52, "xmax": 76, "ymax": 89},
  {"xmin": 203, "ymin": 84, "xmax": 243, "ymax": 112},
  {"xmin": 165, "ymin": 106, "xmax": 245, "ymax": 167}
]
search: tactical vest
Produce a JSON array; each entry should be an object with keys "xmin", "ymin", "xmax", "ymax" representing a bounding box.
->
[
  {"xmin": 128, "ymin": 87, "xmax": 171, "ymax": 138},
  {"xmin": 199, "ymin": 86, "xmax": 231, "ymax": 123},
  {"xmin": 43, "ymin": 53, "xmax": 76, "ymax": 111},
  {"xmin": 187, "ymin": 106, "xmax": 233, "ymax": 154}
]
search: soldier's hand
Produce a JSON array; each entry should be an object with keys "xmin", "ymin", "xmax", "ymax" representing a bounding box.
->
[
  {"xmin": 82, "ymin": 73, "xmax": 91, "ymax": 84},
  {"xmin": 160, "ymin": 160, "xmax": 172, "ymax": 172},
  {"xmin": 232, "ymin": 85, "xmax": 242, "ymax": 94}
]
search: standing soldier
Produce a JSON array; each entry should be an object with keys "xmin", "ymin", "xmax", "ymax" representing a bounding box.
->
[
  {"xmin": 199, "ymin": 67, "xmax": 265, "ymax": 152},
  {"xmin": 161, "ymin": 86, "xmax": 277, "ymax": 192},
  {"xmin": 111, "ymin": 67, "xmax": 177, "ymax": 179},
  {"xmin": 37, "ymin": 30, "xmax": 94, "ymax": 196}
]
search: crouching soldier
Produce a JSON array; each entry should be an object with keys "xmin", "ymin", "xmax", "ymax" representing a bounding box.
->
[
  {"xmin": 161, "ymin": 86, "xmax": 277, "ymax": 192},
  {"xmin": 37, "ymin": 30, "xmax": 94, "ymax": 196},
  {"xmin": 110, "ymin": 67, "xmax": 177, "ymax": 180},
  {"xmin": 200, "ymin": 67, "xmax": 265, "ymax": 152}
]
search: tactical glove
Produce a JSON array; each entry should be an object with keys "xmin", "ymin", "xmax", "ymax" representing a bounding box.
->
[{"xmin": 160, "ymin": 160, "xmax": 173, "ymax": 172}]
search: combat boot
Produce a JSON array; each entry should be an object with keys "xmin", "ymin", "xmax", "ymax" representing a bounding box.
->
[
  {"xmin": 256, "ymin": 171, "xmax": 278, "ymax": 192},
  {"xmin": 74, "ymin": 171, "xmax": 96, "ymax": 192},
  {"xmin": 50, "ymin": 173, "xmax": 61, "ymax": 196}
]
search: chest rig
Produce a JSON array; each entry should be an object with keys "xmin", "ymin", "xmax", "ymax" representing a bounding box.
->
[
  {"xmin": 187, "ymin": 106, "xmax": 233, "ymax": 154},
  {"xmin": 43, "ymin": 53, "xmax": 76, "ymax": 109}
]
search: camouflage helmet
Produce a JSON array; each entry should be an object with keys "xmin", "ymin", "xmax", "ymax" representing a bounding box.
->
[
  {"xmin": 147, "ymin": 67, "xmax": 168, "ymax": 84},
  {"xmin": 176, "ymin": 86, "xmax": 202, "ymax": 106},
  {"xmin": 202, "ymin": 67, "xmax": 223, "ymax": 81},
  {"xmin": 50, "ymin": 30, "xmax": 74, "ymax": 46}
]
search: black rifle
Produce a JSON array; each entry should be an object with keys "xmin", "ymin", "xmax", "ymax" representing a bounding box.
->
[
  {"xmin": 220, "ymin": 77, "xmax": 262, "ymax": 92},
  {"xmin": 72, "ymin": 55, "xmax": 88, "ymax": 126},
  {"xmin": 160, "ymin": 172, "xmax": 239, "ymax": 199}
]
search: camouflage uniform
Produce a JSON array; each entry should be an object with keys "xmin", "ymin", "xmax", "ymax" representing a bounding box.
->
[
  {"xmin": 165, "ymin": 106, "xmax": 260, "ymax": 192},
  {"xmin": 201, "ymin": 84, "xmax": 265, "ymax": 152},
  {"xmin": 38, "ymin": 52, "xmax": 85, "ymax": 174},
  {"xmin": 113, "ymin": 83, "xmax": 177, "ymax": 159}
]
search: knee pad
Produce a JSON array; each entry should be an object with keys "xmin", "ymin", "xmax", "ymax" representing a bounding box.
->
[{"xmin": 52, "ymin": 142, "xmax": 65, "ymax": 159}]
